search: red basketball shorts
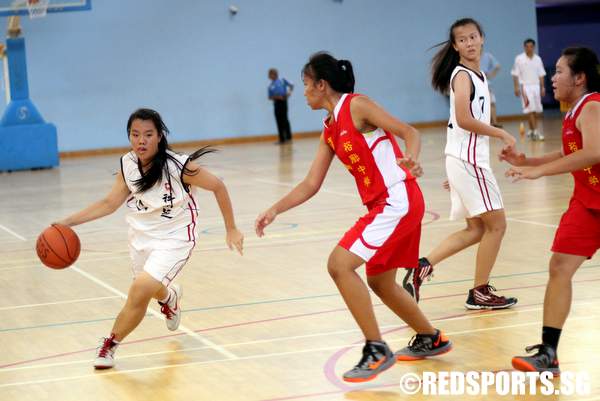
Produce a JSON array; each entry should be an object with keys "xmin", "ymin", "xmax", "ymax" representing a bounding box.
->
[
  {"xmin": 339, "ymin": 179, "xmax": 424, "ymax": 276},
  {"xmin": 552, "ymin": 197, "xmax": 600, "ymax": 258}
]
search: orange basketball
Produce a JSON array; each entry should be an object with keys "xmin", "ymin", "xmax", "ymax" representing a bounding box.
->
[{"xmin": 36, "ymin": 224, "xmax": 81, "ymax": 269}]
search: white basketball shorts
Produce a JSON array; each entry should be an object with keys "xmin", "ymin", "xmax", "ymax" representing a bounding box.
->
[
  {"xmin": 521, "ymin": 84, "xmax": 543, "ymax": 114},
  {"xmin": 446, "ymin": 156, "xmax": 504, "ymax": 220},
  {"xmin": 128, "ymin": 231, "xmax": 194, "ymax": 286}
]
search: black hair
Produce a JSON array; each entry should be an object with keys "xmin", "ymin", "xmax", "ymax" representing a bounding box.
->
[
  {"xmin": 562, "ymin": 47, "xmax": 600, "ymax": 93},
  {"xmin": 301, "ymin": 52, "xmax": 355, "ymax": 93},
  {"xmin": 524, "ymin": 38, "xmax": 536, "ymax": 46},
  {"xmin": 126, "ymin": 108, "xmax": 215, "ymax": 193},
  {"xmin": 431, "ymin": 18, "xmax": 484, "ymax": 94}
]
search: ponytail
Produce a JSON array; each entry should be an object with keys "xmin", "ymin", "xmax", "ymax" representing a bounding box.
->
[
  {"xmin": 431, "ymin": 17, "xmax": 484, "ymax": 94},
  {"xmin": 302, "ymin": 52, "xmax": 355, "ymax": 93},
  {"xmin": 431, "ymin": 41, "xmax": 460, "ymax": 94}
]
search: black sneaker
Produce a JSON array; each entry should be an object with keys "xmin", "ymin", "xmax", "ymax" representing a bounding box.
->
[
  {"xmin": 465, "ymin": 283, "xmax": 518, "ymax": 310},
  {"xmin": 512, "ymin": 344, "xmax": 560, "ymax": 376},
  {"xmin": 395, "ymin": 329, "xmax": 452, "ymax": 361},
  {"xmin": 342, "ymin": 340, "xmax": 395, "ymax": 383},
  {"xmin": 402, "ymin": 257, "xmax": 434, "ymax": 302}
]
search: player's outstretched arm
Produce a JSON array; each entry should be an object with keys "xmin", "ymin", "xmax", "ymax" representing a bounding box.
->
[
  {"xmin": 57, "ymin": 171, "xmax": 131, "ymax": 227},
  {"xmin": 183, "ymin": 162, "xmax": 243, "ymax": 255},
  {"xmin": 255, "ymin": 137, "xmax": 334, "ymax": 237},
  {"xmin": 506, "ymin": 102, "xmax": 600, "ymax": 181}
]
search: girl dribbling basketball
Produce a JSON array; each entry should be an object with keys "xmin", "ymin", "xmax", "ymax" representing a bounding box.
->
[{"xmin": 55, "ymin": 108, "xmax": 244, "ymax": 369}]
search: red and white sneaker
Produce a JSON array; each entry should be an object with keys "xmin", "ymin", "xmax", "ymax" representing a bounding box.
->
[
  {"xmin": 402, "ymin": 257, "xmax": 434, "ymax": 303},
  {"xmin": 94, "ymin": 334, "xmax": 119, "ymax": 369},
  {"xmin": 465, "ymin": 283, "xmax": 517, "ymax": 310},
  {"xmin": 159, "ymin": 284, "xmax": 182, "ymax": 331}
]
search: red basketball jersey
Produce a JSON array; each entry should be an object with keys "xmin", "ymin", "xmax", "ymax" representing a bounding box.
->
[
  {"xmin": 322, "ymin": 93, "xmax": 414, "ymax": 206},
  {"xmin": 562, "ymin": 92, "xmax": 600, "ymax": 209}
]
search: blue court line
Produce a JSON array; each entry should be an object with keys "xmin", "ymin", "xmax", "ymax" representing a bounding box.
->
[{"xmin": 1, "ymin": 264, "xmax": 597, "ymax": 334}]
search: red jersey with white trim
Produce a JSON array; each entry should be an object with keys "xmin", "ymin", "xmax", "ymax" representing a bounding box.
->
[
  {"xmin": 322, "ymin": 93, "xmax": 414, "ymax": 206},
  {"xmin": 562, "ymin": 92, "xmax": 600, "ymax": 209}
]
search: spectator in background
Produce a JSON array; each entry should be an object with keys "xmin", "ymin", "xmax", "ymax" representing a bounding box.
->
[
  {"xmin": 268, "ymin": 68, "xmax": 293, "ymax": 144},
  {"xmin": 511, "ymin": 39, "xmax": 547, "ymax": 140},
  {"xmin": 481, "ymin": 51, "xmax": 502, "ymax": 127}
]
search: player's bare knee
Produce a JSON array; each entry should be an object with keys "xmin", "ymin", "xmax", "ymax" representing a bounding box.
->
[
  {"xmin": 483, "ymin": 220, "xmax": 506, "ymax": 236},
  {"xmin": 465, "ymin": 225, "xmax": 485, "ymax": 243},
  {"xmin": 366, "ymin": 275, "xmax": 387, "ymax": 296},
  {"xmin": 327, "ymin": 255, "xmax": 342, "ymax": 280},
  {"xmin": 548, "ymin": 260, "xmax": 574, "ymax": 281}
]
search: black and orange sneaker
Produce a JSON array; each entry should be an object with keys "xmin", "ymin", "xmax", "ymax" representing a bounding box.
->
[
  {"xmin": 465, "ymin": 283, "xmax": 518, "ymax": 310},
  {"xmin": 512, "ymin": 344, "xmax": 560, "ymax": 376},
  {"xmin": 395, "ymin": 329, "xmax": 452, "ymax": 361},
  {"xmin": 342, "ymin": 340, "xmax": 395, "ymax": 383},
  {"xmin": 402, "ymin": 257, "xmax": 434, "ymax": 302}
]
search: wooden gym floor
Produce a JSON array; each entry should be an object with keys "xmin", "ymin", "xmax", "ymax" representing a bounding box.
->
[{"xmin": 0, "ymin": 117, "xmax": 598, "ymax": 400}]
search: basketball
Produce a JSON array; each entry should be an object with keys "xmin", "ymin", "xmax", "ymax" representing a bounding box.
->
[{"xmin": 36, "ymin": 224, "xmax": 81, "ymax": 269}]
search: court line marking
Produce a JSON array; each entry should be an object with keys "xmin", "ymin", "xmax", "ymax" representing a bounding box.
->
[
  {"xmin": 0, "ymin": 312, "xmax": 597, "ymax": 388},
  {"xmin": 2, "ymin": 272, "xmax": 598, "ymax": 332},
  {"xmin": 0, "ymin": 223, "xmax": 27, "ymax": 241},
  {"xmin": 0, "ymin": 295, "xmax": 121, "ymax": 311},
  {"xmin": 506, "ymin": 217, "xmax": 558, "ymax": 228},
  {"xmin": 0, "ymin": 224, "xmax": 238, "ymax": 361},
  {"xmin": 2, "ymin": 300, "xmax": 597, "ymax": 373},
  {"xmin": 254, "ymin": 178, "xmax": 359, "ymax": 198}
]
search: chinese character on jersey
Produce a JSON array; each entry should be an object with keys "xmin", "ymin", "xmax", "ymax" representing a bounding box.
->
[
  {"xmin": 568, "ymin": 142, "xmax": 578, "ymax": 153},
  {"xmin": 348, "ymin": 154, "xmax": 360, "ymax": 164},
  {"xmin": 161, "ymin": 206, "xmax": 173, "ymax": 219},
  {"xmin": 589, "ymin": 176, "xmax": 599, "ymax": 186},
  {"xmin": 343, "ymin": 141, "xmax": 353, "ymax": 152},
  {"xmin": 135, "ymin": 199, "xmax": 148, "ymax": 211},
  {"xmin": 162, "ymin": 193, "xmax": 175, "ymax": 203},
  {"xmin": 363, "ymin": 176, "xmax": 371, "ymax": 187}
]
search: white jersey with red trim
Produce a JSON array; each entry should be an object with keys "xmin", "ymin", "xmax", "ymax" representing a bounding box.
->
[
  {"xmin": 121, "ymin": 150, "xmax": 199, "ymax": 245},
  {"xmin": 445, "ymin": 64, "xmax": 492, "ymax": 169}
]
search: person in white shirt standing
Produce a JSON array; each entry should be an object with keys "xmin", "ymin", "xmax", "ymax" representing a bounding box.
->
[{"xmin": 512, "ymin": 38, "xmax": 547, "ymax": 140}]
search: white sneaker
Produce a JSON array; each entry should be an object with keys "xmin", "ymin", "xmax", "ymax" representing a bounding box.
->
[
  {"xmin": 160, "ymin": 284, "xmax": 182, "ymax": 331},
  {"xmin": 94, "ymin": 335, "xmax": 118, "ymax": 369},
  {"xmin": 535, "ymin": 130, "xmax": 545, "ymax": 141}
]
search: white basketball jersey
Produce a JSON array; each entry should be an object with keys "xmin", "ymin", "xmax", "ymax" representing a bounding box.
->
[
  {"xmin": 120, "ymin": 150, "xmax": 199, "ymax": 244},
  {"xmin": 445, "ymin": 65, "xmax": 491, "ymax": 169}
]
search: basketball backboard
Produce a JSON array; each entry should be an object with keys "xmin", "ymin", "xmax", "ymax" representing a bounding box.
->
[{"xmin": 0, "ymin": 0, "xmax": 90, "ymax": 17}]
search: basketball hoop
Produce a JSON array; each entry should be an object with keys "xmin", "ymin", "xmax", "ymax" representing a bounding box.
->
[{"xmin": 26, "ymin": 0, "xmax": 49, "ymax": 18}]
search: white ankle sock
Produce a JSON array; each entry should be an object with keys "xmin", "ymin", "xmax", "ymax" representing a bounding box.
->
[{"xmin": 159, "ymin": 287, "xmax": 173, "ymax": 304}]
